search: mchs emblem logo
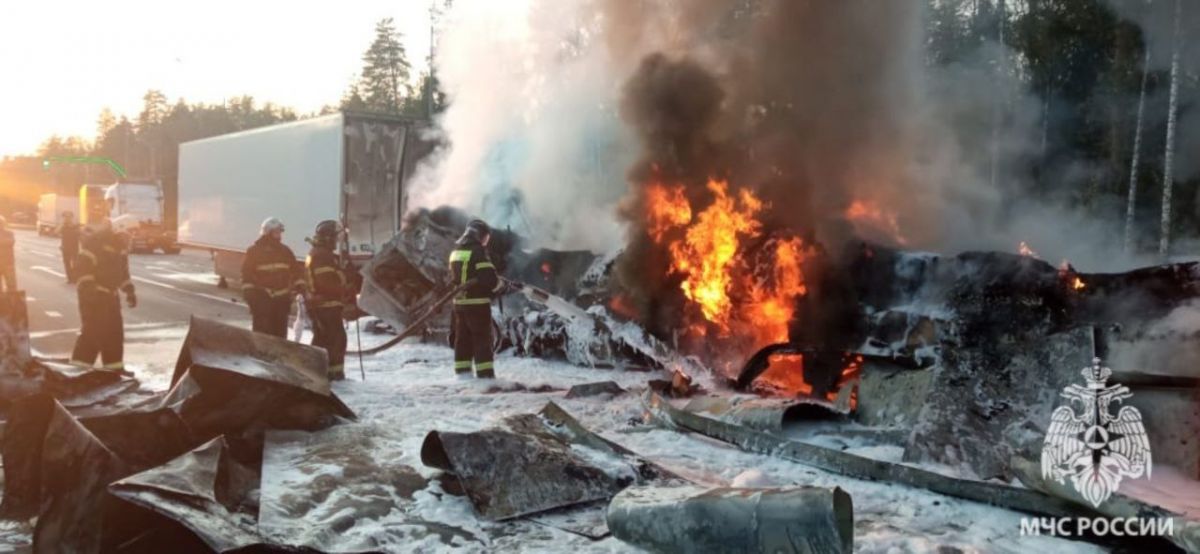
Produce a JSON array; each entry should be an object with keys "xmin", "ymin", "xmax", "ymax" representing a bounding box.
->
[{"xmin": 1041, "ymin": 358, "xmax": 1152, "ymax": 508}]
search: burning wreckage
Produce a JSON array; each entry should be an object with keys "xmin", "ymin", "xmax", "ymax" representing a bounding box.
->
[
  {"xmin": 355, "ymin": 204, "xmax": 1200, "ymax": 551},
  {"xmin": 2, "ymin": 199, "xmax": 1200, "ymax": 551}
]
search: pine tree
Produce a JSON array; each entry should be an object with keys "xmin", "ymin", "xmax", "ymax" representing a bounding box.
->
[{"xmin": 357, "ymin": 18, "xmax": 412, "ymax": 114}]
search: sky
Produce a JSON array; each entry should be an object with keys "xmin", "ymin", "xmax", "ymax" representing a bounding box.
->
[{"xmin": 0, "ymin": 0, "xmax": 434, "ymax": 158}]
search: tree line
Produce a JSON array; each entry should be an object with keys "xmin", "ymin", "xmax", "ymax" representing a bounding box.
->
[{"xmin": 2, "ymin": 16, "xmax": 442, "ymax": 223}]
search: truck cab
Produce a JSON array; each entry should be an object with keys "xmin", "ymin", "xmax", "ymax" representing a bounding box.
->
[{"xmin": 79, "ymin": 181, "xmax": 180, "ymax": 254}]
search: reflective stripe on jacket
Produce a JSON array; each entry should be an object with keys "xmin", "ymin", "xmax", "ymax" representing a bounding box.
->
[{"xmin": 447, "ymin": 238, "xmax": 502, "ymax": 305}]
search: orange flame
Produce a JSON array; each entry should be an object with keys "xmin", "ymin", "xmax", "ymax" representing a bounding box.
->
[
  {"xmin": 747, "ymin": 237, "xmax": 810, "ymax": 344},
  {"xmin": 845, "ymin": 200, "xmax": 908, "ymax": 245},
  {"xmin": 645, "ymin": 178, "xmax": 811, "ymax": 349},
  {"xmin": 667, "ymin": 180, "xmax": 763, "ymax": 330},
  {"xmin": 1072, "ymin": 277, "xmax": 1085, "ymax": 290},
  {"xmin": 646, "ymin": 185, "xmax": 692, "ymax": 242}
]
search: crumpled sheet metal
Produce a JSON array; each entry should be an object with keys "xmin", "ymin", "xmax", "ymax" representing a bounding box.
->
[
  {"xmin": 1, "ymin": 394, "xmax": 197, "ymax": 552},
  {"xmin": 108, "ymin": 436, "xmax": 264, "ymax": 553},
  {"xmin": 683, "ymin": 396, "xmax": 848, "ymax": 434},
  {"xmin": 29, "ymin": 398, "xmax": 134, "ymax": 553},
  {"xmin": 421, "ymin": 401, "xmax": 677, "ymax": 522},
  {"xmin": 0, "ymin": 393, "xmax": 56, "ymax": 519},
  {"xmin": 607, "ymin": 485, "xmax": 854, "ymax": 554},
  {"xmin": 643, "ymin": 391, "xmax": 1087, "ymax": 520},
  {"xmin": 171, "ymin": 316, "xmax": 332, "ymax": 394},
  {"xmin": 164, "ymin": 317, "xmax": 355, "ymax": 447}
]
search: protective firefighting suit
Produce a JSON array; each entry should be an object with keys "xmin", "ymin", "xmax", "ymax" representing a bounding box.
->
[
  {"xmin": 448, "ymin": 224, "xmax": 508, "ymax": 379},
  {"xmin": 71, "ymin": 229, "xmax": 135, "ymax": 371},
  {"xmin": 306, "ymin": 237, "xmax": 353, "ymax": 380},
  {"xmin": 242, "ymin": 235, "xmax": 303, "ymax": 338}
]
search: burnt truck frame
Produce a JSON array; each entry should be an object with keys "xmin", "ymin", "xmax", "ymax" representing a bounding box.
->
[{"xmin": 177, "ymin": 111, "xmax": 435, "ymax": 286}]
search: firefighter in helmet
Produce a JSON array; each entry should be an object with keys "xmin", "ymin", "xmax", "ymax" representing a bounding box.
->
[
  {"xmin": 448, "ymin": 219, "xmax": 514, "ymax": 379},
  {"xmin": 242, "ymin": 217, "xmax": 305, "ymax": 338},
  {"xmin": 71, "ymin": 219, "xmax": 136, "ymax": 372},
  {"xmin": 305, "ymin": 220, "xmax": 354, "ymax": 381}
]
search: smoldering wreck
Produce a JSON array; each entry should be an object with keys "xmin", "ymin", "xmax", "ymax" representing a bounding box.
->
[
  {"xmin": 5, "ymin": 0, "xmax": 1200, "ymax": 552},
  {"xmin": 6, "ymin": 203, "xmax": 1197, "ymax": 552}
]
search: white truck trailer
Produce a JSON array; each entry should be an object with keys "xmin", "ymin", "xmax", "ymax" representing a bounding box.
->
[
  {"xmin": 36, "ymin": 193, "xmax": 79, "ymax": 236},
  {"xmin": 177, "ymin": 112, "xmax": 432, "ymax": 285}
]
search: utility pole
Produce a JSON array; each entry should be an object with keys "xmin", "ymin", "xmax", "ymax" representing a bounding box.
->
[
  {"xmin": 1159, "ymin": 0, "xmax": 1183, "ymax": 259},
  {"xmin": 1124, "ymin": 47, "xmax": 1151, "ymax": 254}
]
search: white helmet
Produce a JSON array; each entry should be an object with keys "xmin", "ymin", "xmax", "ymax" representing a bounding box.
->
[{"xmin": 260, "ymin": 217, "xmax": 285, "ymax": 235}]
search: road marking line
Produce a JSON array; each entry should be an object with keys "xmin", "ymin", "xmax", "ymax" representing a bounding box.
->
[
  {"xmin": 45, "ymin": 310, "xmax": 62, "ymax": 318},
  {"xmin": 27, "ymin": 296, "xmax": 36, "ymax": 302},
  {"xmin": 131, "ymin": 275, "xmax": 243, "ymax": 306},
  {"xmin": 31, "ymin": 265, "xmax": 66, "ymax": 278}
]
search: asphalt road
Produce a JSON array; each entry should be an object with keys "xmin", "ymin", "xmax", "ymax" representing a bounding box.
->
[{"xmin": 12, "ymin": 228, "xmax": 251, "ymax": 359}]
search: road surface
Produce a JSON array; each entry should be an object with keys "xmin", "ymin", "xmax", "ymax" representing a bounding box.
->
[{"xmin": 12, "ymin": 228, "xmax": 252, "ymax": 384}]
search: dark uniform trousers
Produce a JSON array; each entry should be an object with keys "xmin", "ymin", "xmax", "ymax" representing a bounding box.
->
[
  {"xmin": 453, "ymin": 305, "xmax": 494, "ymax": 378},
  {"xmin": 71, "ymin": 288, "xmax": 124, "ymax": 369},
  {"xmin": 306, "ymin": 244, "xmax": 351, "ymax": 378},
  {"xmin": 249, "ymin": 294, "xmax": 293, "ymax": 338},
  {"xmin": 310, "ymin": 306, "xmax": 346, "ymax": 374}
]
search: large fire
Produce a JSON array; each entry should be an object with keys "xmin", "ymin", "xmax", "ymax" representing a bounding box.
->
[{"xmin": 645, "ymin": 178, "xmax": 812, "ymax": 349}]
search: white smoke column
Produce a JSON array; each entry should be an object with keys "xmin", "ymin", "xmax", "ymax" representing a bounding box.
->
[{"xmin": 406, "ymin": 0, "xmax": 636, "ymax": 252}]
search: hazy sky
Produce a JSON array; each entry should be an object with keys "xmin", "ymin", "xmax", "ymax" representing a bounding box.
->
[{"xmin": 0, "ymin": 0, "xmax": 433, "ymax": 158}]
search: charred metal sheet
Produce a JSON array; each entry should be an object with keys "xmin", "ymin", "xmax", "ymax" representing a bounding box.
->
[
  {"xmin": 904, "ymin": 327, "xmax": 1092, "ymax": 481},
  {"xmin": 565, "ymin": 381, "xmax": 625, "ymax": 399},
  {"xmin": 421, "ymin": 402, "xmax": 672, "ymax": 521},
  {"xmin": 357, "ymin": 208, "xmax": 463, "ymax": 332},
  {"xmin": 643, "ymin": 391, "xmax": 1087, "ymax": 520},
  {"xmin": 420, "ymin": 425, "xmax": 627, "ymax": 521},
  {"xmin": 164, "ymin": 317, "xmax": 355, "ymax": 451},
  {"xmin": 108, "ymin": 437, "xmax": 265, "ymax": 553},
  {"xmin": 607, "ymin": 485, "xmax": 854, "ymax": 554},
  {"xmin": 683, "ymin": 396, "xmax": 847, "ymax": 434},
  {"xmin": 537, "ymin": 401, "xmax": 685, "ymax": 484},
  {"xmin": 32, "ymin": 399, "xmax": 133, "ymax": 553},
  {"xmin": 0, "ymin": 290, "xmax": 31, "ymax": 374},
  {"xmin": 171, "ymin": 316, "xmax": 332, "ymax": 393},
  {"xmin": 81, "ymin": 408, "xmax": 196, "ymax": 472},
  {"xmin": 0, "ymin": 393, "xmax": 55, "ymax": 519}
]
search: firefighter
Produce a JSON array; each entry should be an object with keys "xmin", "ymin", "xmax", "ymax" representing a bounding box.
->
[
  {"xmin": 448, "ymin": 219, "xmax": 513, "ymax": 379},
  {"xmin": 0, "ymin": 216, "xmax": 14, "ymax": 292},
  {"xmin": 71, "ymin": 221, "xmax": 136, "ymax": 372},
  {"xmin": 59, "ymin": 211, "xmax": 80, "ymax": 284},
  {"xmin": 305, "ymin": 220, "xmax": 354, "ymax": 381},
  {"xmin": 242, "ymin": 217, "xmax": 305, "ymax": 338}
]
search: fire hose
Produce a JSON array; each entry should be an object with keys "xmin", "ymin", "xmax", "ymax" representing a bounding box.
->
[
  {"xmin": 347, "ymin": 280, "xmax": 476, "ymax": 356},
  {"xmin": 348, "ymin": 278, "xmax": 565, "ymax": 357}
]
